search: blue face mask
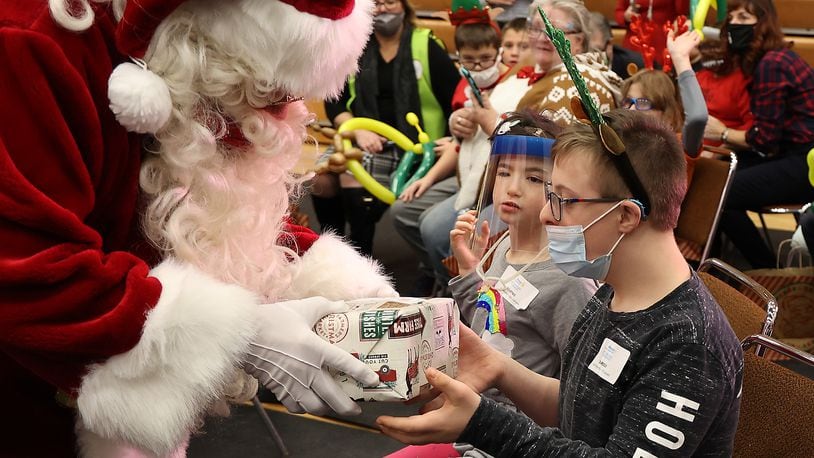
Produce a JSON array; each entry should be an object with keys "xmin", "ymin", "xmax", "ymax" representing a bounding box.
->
[{"xmin": 545, "ymin": 201, "xmax": 626, "ymax": 281}]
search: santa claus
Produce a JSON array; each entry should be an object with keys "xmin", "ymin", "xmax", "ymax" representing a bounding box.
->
[{"xmin": 0, "ymin": 0, "xmax": 396, "ymax": 456}]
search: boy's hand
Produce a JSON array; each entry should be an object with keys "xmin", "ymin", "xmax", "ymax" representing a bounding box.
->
[
  {"xmin": 471, "ymin": 93, "xmax": 498, "ymax": 136},
  {"xmin": 377, "ymin": 367, "xmax": 480, "ymax": 445},
  {"xmin": 450, "ymin": 210, "xmax": 490, "ymax": 276},
  {"xmin": 399, "ymin": 177, "xmax": 433, "ymax": 202},
  {"xmin": 377, "ymin": 324, "xmax": 508, "ymax": 444},
  {"xmin": 354, "ymin": 129, "xmax": 386, "ymax": 153},
  {"xmin": 415, "ymin": 324, "xmax": 506, "ymax": 413},
  {"xmin": 450, "ymin": 107, "xmax": 477, "ymax": 139}
]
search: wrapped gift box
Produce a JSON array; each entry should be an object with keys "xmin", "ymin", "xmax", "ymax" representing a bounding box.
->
[{"xmin": 314, "ymin": 297, "xmax": 460, "ymax": 401}]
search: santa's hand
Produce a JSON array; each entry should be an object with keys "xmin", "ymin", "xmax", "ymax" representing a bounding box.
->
[
  {"xmin": 376, "ymin": 368, "xmax": 480, "ymax": 445},
  {"xmin": 244, "ymin": 297, "xmax": 379, "ymax": 416}
]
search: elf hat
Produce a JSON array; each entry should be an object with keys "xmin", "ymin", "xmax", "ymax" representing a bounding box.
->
[
  {"xmin": 109, "ymin": 0, "xmax": 357, "ymax": 134},
  {"xmin": 447, "ymin": 0, "xmax": 501, "ymax": 38}
]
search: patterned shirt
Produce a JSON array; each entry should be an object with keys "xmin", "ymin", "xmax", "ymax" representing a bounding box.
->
[
  {"xmin": 747, "ymin": 48, "xmax": 814, "ymax": 155},
  {"xmin": 458, "ymin": 272, "xmax": 744, "ymax": 457}
]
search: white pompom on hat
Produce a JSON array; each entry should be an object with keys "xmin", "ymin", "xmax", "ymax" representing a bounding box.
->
[{"xmin": 108, "ymin": 0, "xmax": 358, "ymax": 133}]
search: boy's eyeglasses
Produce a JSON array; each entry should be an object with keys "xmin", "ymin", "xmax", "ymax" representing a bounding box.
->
[
  {"xmin": 374, "ymin": 0, "xmax": 400, "ymax": 10},
  {"xmin": 621, "ymin": 97, "xmax": 654, "ymax": 111},
  {"xmin": 545, "ymin": 182, "xmax": 622, "ymax": 222},
  {"xmin": 457, "ymin": 53, "xmax": 499, "ymax": 70}
]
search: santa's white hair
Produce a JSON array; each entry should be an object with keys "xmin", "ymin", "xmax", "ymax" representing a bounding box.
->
[{"xmin": 49, "ymin": 0, "xmax": 373, "ymax": 300}]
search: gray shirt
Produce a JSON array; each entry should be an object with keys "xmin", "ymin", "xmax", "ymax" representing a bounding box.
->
[{"xmin": 449, "ymin": 236, "xmax": 596, "ymax": 380}]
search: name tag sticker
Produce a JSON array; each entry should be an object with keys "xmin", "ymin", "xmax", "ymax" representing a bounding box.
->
[
  {"xmin": 498, "ymin": 266, "xmax": 539, "ymax": 311},
  {"xmin": 588, "ymin": 338, "xmax": 631, "ymax": 384}
]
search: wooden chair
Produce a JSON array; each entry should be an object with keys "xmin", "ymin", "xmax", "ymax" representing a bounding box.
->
[
  {"xmin": 675, "ymin": 150, "xmax": 737, "ymax": 264},
  {"xmin": 698, "ymin": 258, "xmax": 778, "ymax": 343},
  {"xmin": 735, "ymin": 334, "xmax": 814, "ymax": 458},
  {"xmin": 416, "ymin": 17, "xmax": 457, "ymax": 53},
  {"xmin": 411, "ymin": 0, "xmax": 451, "ymax": 14}
]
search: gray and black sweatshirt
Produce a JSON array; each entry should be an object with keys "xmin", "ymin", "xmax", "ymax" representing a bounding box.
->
[{"xmin": 458, "ymin": 272, "xmax": 744, "ymax": 457}]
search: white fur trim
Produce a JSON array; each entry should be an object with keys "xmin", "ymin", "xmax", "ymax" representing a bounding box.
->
[
  {"xmin": 108, "ymin": 61, "xmax": 173, "ymax": 134},
  {"xmin": 206, "ymin": 0, "xmax": 374, "ymax": 100},
  {"xmin": 76, "ymin": 260, "xmax": 260, "ymax": 457},
  {"xmin": 287, "ymin": 233, "xmax": 398, "ymax": 300}
]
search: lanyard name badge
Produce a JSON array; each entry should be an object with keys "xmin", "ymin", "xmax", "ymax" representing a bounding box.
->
[{"xmin": 472, "ymin": 232, "xmax": 543, "ymax": 337}]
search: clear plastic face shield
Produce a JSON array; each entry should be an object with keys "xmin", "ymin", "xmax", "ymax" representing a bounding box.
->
[{"xmin": 467, "ymin": 132, "xmax": 554, "ymax": 337}]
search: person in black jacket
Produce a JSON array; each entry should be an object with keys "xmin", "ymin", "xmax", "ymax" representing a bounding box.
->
[{"xmin": 311, "ymin": 0, "xmax": 459, "ymax": 257}]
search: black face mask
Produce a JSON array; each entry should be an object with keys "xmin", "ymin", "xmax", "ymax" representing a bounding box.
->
[{"xmin": 728, "ymin": 24, "xmax": 755, "ymax": 53}]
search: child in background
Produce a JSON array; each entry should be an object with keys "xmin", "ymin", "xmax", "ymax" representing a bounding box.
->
[
  {"xmin": 500, "ymin": 17, "xmax": 531, "ymax": 67},
  {"xmin": 450, "ymin": 111, "xmax": 594, "ymax": 383},
  {"xmin": 621, "ymin": 27, "xmax": 708, "ymax": 182},
  {"xmin": 393, "ymin": 10, "xmax": 512, "ymax": 292},
  {"xmin": 450, "ymin": 22, "xmax": 512, "ymax": 112}
]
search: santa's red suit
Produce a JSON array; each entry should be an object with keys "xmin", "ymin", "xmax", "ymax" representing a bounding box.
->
[{"xmin": 0, "ymin": 0, "xmax": 393, "ymax": 456}]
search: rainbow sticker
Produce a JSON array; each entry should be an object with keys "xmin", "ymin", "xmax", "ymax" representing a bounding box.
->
[{"xmin": 475, "ymin": 285, "xmax": 507, "ymax": 335}]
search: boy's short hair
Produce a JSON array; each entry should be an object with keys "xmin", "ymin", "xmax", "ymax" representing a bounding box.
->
[
  {"xmin": 502, "ymin": 17, "xmax": 527, "ymax": 35},
  {"xmin": 552, "ymin": 109, "xmax": 687, "ymax": 230},
  {"xmin": 455, "ymin": 22, "xmax": 502, "ymax": 51}
]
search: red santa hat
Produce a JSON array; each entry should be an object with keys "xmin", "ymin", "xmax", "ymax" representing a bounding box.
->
[{"xmin": 109, "ymin": 0, "xmax": 357, "ymax": 133}]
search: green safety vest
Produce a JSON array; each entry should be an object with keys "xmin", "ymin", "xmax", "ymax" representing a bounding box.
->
[{"xmin": 347, "ymin": 28, "xmax": 446, "ymax": 142}]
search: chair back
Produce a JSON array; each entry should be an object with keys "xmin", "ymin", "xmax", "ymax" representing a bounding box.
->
[
  {"xmin": 699, "ymin": 272, "xmax": 766, "ymax": 341},
  {"xmin": 735, "ymin": 335, "xmax": 814, "ymax": 457},
  {"xmin": 415, "ymin": 18, "xmax": 456, "ymax": 52},
  {"xmin": 675, "ymin": 153, "xmax": 737, "ymax": 263},
  {"xmin": 698, "ymin": 258, "xmax": 778, "ymax": 341}
]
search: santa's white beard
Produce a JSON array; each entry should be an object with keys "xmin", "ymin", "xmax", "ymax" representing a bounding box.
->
[{"xmin": 148, "ymin": 101, "xmax": 311, "ymax": 301}]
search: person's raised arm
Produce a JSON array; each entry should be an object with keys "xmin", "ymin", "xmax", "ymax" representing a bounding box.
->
[{"xmin": 668, "ymin": 29, "xmax": 707, "ymax": 158}]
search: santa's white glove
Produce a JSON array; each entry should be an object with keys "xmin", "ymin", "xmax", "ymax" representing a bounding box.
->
[{"xmin": 244, "ymin": 297, "xmax": 379, "ymax": 416}]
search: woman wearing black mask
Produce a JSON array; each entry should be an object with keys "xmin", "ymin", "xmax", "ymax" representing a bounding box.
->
[
  {"xmin": 703, "ymin": 0, "xmax": 814, "ymax": 268},
  {"xmin": 311, "ymin": 0, "xmax": 459, "ymax": 258}
]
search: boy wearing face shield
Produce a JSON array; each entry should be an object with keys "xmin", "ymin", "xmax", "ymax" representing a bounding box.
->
[
  {"xmin": 377, "ymin": 110, "xmax": 743, "ymax": 457},
  {"xmin": 450, "ymin": 111, "xmax": 594, "ymax": 386}
]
